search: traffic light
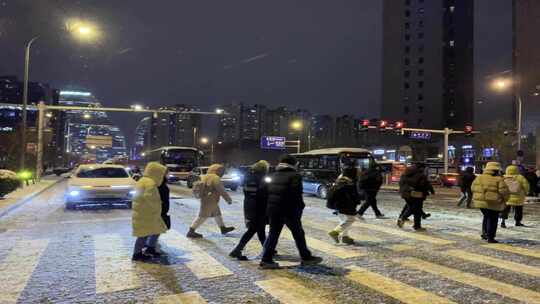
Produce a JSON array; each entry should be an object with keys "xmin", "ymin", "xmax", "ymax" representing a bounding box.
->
[
  {"xmin": 379, "ymin": 120, "xmax": 388, "ymax": 132},
  {"xmin": 360, "ymin": 119, "xmax": 370, "ymax": 132},
  {"xmin": 394, "ymin": 121, "xmax": 405, "ymax": 135},
  {"xmin": 464, "ymin": 125, "xmax": 473, "ymax": 137}
]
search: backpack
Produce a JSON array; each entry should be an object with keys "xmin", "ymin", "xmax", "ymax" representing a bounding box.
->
[
  {"xmin": 192, "ymin": 180, "xmax": 211, "ymax": 199},
  {"xmin": 504, "ymin": 176, "xmax": 522, "ymax": 195}
]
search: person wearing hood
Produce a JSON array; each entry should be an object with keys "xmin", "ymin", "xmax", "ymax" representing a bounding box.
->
[
  {"xmin": 259, "ymin": 154, "xmax": 322, "ymax": 269},
  {"xmin": 357, "ymin": 164, "xmax": 384, "ymax": 218},
  {"xmin": 471, "ymin": 162, "xmax": 510, "ymax": 243},
  {"xmin": 187, "ymin": 164, "xmax": 235, "ymax": 238},
  {"xmin": 397, "ymin": 162, "xmax": 434, "ymax": 231},
  {"xmin": 132, "ymin": 162, "xmax": 169, "ymax": 261},
  {"xmin": 457, "ymin": 167, "xmax": 476, "ymax": 208},
  {"xmin": 229, "ymin": 160, "xmax": 270, "ymax": 260},
  {"xmin": 500, "ymin": 165, "xmax": 529, "ymax": 228},
  {"xmin": 328, "ymin": 166, "xmax": 361, "ymax": 244}
]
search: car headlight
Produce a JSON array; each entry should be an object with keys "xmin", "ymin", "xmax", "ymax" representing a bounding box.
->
[
  {"xmin": 129, "ymin": 190, "xmax": 137, "ymax": 196},
  {"xmin": 232, "ymin": 176, "xmax": 240, "ymax": 181},
  {"xmin": 264, "ymin": 176, "xmax": 272, "ymax": 183},
  {"xmin": 69, "ymin": 190, "xmax": 80, "ymax": 197}
]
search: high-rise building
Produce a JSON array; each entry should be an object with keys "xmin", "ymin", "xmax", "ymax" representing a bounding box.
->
[
  {"xmin": 311, "ymin": 114, "xmax": 336, "ymax": 149},
  {"xmin": 132, "ymin": 116, "xmax": 151, "ymax": 160},
  {"xmin": 149, "ymin": 105, "xmax": 202, "ymax": 149},
  {"xmin": 334, "ymin": 115, "xmax": 358, "ymax": 147},
  {"xmin": 381, "ymin": 0, "xmax": 474, "ymax": 129},
  {"xmin": 264, "ymin": 106, "xmax": 290, "ymax": 137},
  {"xmin": 217, "ymin": 103, "xmax": 267, "ymax": 144},
  {"xmin": 513, "ymin": 0, "xmax": 540, "ymax": 134}
]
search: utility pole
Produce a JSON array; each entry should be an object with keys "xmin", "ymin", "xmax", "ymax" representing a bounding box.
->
[
  {"xmin": 36, "ymin": 101, "xmax": 46, "ymax": 179},
  {"xmin": 21, "ymin": 37, "xmax": 39, "ymax": 171}
]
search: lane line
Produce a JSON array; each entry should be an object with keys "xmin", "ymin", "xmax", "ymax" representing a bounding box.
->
[
  {"xmin": 0, "ymin": 239, "xmax": 49, "ymax": 303},
  {"xmin": 255, "ymin": 277, "xmax": 333, "ymax": 304},
  {"xmin": 355, "ymin": 223, "xmax": 455, "ymax": 245},
  {"xmin": 386, "ymin": 244, "xmax": 416, "ymax": 252},
  {"xmin": 94, "ymin": 234, "xmax": 140, "ymax": 294},
  {"xmin": 444, "ymin": 249, "xmax": 540, "ymax": 277},
  {"xmin": 155, "ymin": 291, "xmax": 207, "ymax": 304},
  {"xmin": 161, "ymin": 230, "xmax": 233, "ymax": 279},
  {"xmin": 395, "ymin": 257, "xmax": 540, "ymax": 304},
  {"xmin": 303, "ymin": 218, "xmax": 383, "ymax": 242},
  {"xmin": 482, "ymin": 243, "xmax": 540, "ymax": 259},
  {"xmin": 346, "ymin": 265, "xmax": 456, "ymax": 304},
  {"xmin": 281, "ymin": 230, "xmax": 365, "ymax": 259}
]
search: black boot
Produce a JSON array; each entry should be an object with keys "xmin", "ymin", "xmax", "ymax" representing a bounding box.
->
[
  {"xmin": 132, "ymin": 252, "xmax": 151, "ymax": 262},
  {"xmin": 501, "ymin": 220, "xmax": 507, "ymax": 228},
  {"xmin": 220, "ymin": 226, "xmax": 235, "ymax": 235},
  {"xmin": 143, "ymin": 247, "xmax": 161, "ymax": 258},
  {"xmin": 186, "ymin": 228, "xmax": 203, "ymax": 238},
  {"xmin": 229, "ymin": 249, "xmax": 248, "ymax": 261}
]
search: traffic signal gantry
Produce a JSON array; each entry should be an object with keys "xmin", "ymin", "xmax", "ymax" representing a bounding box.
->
[{"xmin": 359, "ymin": 119, "xmax": 478, "ymax": 174}]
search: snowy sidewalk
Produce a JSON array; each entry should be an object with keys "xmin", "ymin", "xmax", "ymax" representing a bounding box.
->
[{"xmin": 0, "ymin": 176, "xmax": 63, "ymax": 217}]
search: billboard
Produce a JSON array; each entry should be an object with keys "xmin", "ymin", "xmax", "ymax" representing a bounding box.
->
[
  {"xmin": 260, "ymin": 136, "xmax": 286, "ymax": 150},
  {"xmin": 86, "ymin": 135, "xmax": 113, "ymax": 148}
]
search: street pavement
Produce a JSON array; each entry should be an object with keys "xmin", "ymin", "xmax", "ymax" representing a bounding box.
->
[{"xmin": 0, "ymin": 180, "xmax": 539, "ymax": 304}]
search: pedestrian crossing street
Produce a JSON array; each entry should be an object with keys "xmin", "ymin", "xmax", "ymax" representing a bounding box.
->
[{"xmin": 1, "ymin": 213, "xmax": 540, "ymax": 304}]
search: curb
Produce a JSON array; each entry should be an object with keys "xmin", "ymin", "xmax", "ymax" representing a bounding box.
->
[{"xmin": 0, "ymin": 179, "xmax": 63, "ymax": 218}]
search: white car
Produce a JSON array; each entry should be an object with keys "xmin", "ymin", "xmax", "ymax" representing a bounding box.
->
[{"xmin": 65, "ymin": 164, "xmax": 136, "ymax": 209}]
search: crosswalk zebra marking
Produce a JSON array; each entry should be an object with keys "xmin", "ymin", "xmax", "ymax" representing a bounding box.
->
[
  {"xmin": 346, "ymin": 265, "xmax": 456, "ymax": 304},
  {"xmin": 445, "ymin": 249, "xmax": 540, "ymax": 277},
  {"xmin": 255, "ymin": 277, "xmax": 333, "ymax": 304},
  {"xmin": 395, "ymin": 257, "xmax": 540, "ymax": 304},
  {"xmin": 155, "ymin": 291, "xmax": 207, "ymax": 304},
  {"xmin": 94, "ymin": 234, "xmax": 140, "ymax": 294},
  {"xmin": 281, "ymin": 230, "xmax": 365, "ymax": 259},
  {"xmin": 161, "ymin": 230, "xmax": 233, "ymax": 279},
  {"xmin": 356, "ymin": 223, "xmax": 455, "ymax": 245},
  {"xmin": 0, "ymin": 239, "xmax": 49, "ymax": 304},
  {"xmin": 482, "ymin": 243, "xmax": 540, "ymax": 259}
]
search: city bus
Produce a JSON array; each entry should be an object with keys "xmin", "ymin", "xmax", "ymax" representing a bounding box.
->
[
  {"xmin": 294, "ymin": 148, "xmax": 376, "ymax": 172},
  {"xmin": 144, "ymin": 146, "xmax": 204, "ymax": 182}
]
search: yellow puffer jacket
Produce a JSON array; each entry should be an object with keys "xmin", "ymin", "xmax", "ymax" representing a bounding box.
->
[
  {"xmin": 504, "ymin": 165, "xmax": 530, "ymax": 206},
  {"xmin": 471, "ymin": 169, "xmax": 510, "ymax": 211},
  {"xmin": 132, "ymin": 162, "xmax": 168, "ymax": 237}
]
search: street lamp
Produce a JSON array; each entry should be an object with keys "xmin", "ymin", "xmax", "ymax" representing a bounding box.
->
[
  {"xmin": 20, "ymin": 19, "xmax": 99, "ymax": 171},
  {"xmin": 289, "ymin": 120, "xmax": 311, "ymax": 152},
  {"xmin": 199, "ymin": 137, "xmax": 214, "ymax": 163},
  {"xmin": 131, "ymin": 104, "xmax": 144, "ymax": 111},
  {"xmin": 83, "ymin": 113, "xmax": 92, "ymax": 119},
  {"xmin": 215, "ymin": 108, "xmax": 225, "ymax": 115},
  {"xmin": 490, "ymin": 77, "xmax": 523, "ymax": 150}
]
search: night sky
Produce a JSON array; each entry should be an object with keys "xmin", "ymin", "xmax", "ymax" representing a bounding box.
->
[{"xmin": 1, "ymin": 0, "xmax": 512, "ymax": 142}]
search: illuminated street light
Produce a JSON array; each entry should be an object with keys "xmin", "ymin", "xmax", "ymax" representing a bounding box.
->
[
  {"xmin": 131, "ymin": 104, "xmax": 144, "ymax": 111},
  {"xmin": 215, "ymin": 108, "xmax": 225, "ymax": 114},
  {"xmin": 493, "ymin": 78, "xmax": 510, "ymax": 91},
  {"xmin": 200, "ymin": 137, "xmax": 209, "ymax": 145},
  {"xmin": 290, "ymin": 120, "xmax": 303, "ymax": 131},
  {"xmin": 83, "ymin": 113, "xmax": 92, "ymax": 119},
  {"xmin": 66, "ymin": 19, "xmax": 100, "ymax": 42}
]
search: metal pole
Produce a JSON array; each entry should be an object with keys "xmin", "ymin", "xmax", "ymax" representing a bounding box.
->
[
  {"xmin": 297, "ymin": 140, "xmax": 301, "ymax": 154},
  {"xmin": 517, "ymin": 95, "xmax": 523, "ymax": 151},
  {"xmin": 36, "ymin": 101, "xmax": 45, "ymax": 180},
  {"xmin": 21, "ymin": 37, "xmax": 38, "ymax": 171},
  {"xmin": 211, "ymin": 143, "xmax": 214, "ymax": 163},
  {"xmin": 307, "ymin": 127, "xmax": 311, "ymax": 151},
  {"xmin": 444, "ymin": 128, "xmax": 450, "ymax": 174},
  {"xmin": 193, "ymin": 126, "xmax": 198, "ymax": 147}
]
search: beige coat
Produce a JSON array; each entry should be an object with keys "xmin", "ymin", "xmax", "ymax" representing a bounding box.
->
[
  {"xmin": 198, "ymin": 164, "xmax": 232, "ymax": 218},
  {"xmin": 132, "ymin": 162, "xmax": 168, "ymax": 237}
]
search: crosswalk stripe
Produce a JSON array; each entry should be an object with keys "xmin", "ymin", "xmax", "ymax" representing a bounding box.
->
[
  {"xmin": 155, "ymin": 291, "xmax": 207, "ymax": 304},
  {"xmin": 94, "ymin": 234, "xmax": 140, "ymax": 294},
  {"xmin": 303, "ymin": 218, "xmax": 383, "ymax": 242},
  {"xmin": 482, "ymin": 243, "xmax": 540, "ymax": 259},
  {"xmin": 161, "ymin": 230, "xmax": 233, "ymax": 279},
  {"xmin": 346, "ymin": 265, "xmax": 456, "ymax": 304},
  {"xmin": 255, "ymin": 277, "xmax": 333, "ymax": 304},
  {"xmin": 444, "ymin": 249, "xmax": 540, "ymax": 277},
  {"xmin": 0, "ymin": 239, "xmax": 49, "ymax": 304},
  {"xmin": 386, "ymin": 244, "xmax": 416, "ymax": 252},
  {"xmin": 281, "ymin": 230, "xmax": 364, "ymax": 259},
  {"xmin": 395, "ymin": 257, "xmax": 540, "ymax": 303},
  {"xmin": 356, "ymin": 223, "xmax": 454, "ymax": 245}
]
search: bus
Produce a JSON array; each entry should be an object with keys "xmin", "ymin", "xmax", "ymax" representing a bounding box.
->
[
  {"xmin": 294, "ymin": 148, "xmax": 376, "ymax": 174},
  {"xmin": 144, "ymin": 146, "xmax": 204, "ymax": 182}
]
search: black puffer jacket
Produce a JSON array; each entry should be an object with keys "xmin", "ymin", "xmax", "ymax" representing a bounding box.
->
[
  {"xmin": 399, "ymin": 166, "xmax": 434, "ymax": 199},
  {"xmin": 358, "ymin": 167, "xmax": 383, "ymax": 192},
  {"xmin": 243, "ymin": 169, "xmax": 268, "ymax": 224},
  {"xmin": 158, "ymin": 176, "xmax": 171, "ymax": 229},
  {"xmin": 459, "ymin": 168, "xmax": 476, "ymax": 191},
  {"xmin": 333, "ymin": 176, "xmax": 360, "ymax": 215},
  {"xmin": 266, "ymin": 163, "xmax": 304, "ymax": 217}
]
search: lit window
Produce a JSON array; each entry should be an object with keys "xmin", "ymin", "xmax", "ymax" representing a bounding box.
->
[{"xmin": 449, "ymin": 40, "xmax": 455, "ymax": 47}]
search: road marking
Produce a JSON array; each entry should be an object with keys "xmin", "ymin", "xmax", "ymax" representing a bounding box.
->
[
  {"xmin": 482, "ymin": 243, "xmax": 540, "ymax": 259},
  {"xmin": 346, "ymin": 265, "xmax": 456, "ymax": 304},
  {"xmin": 155, "ymin": 291, "xmax": 207, "ymax": 304},
  {"xmin": 255, "ymin": 277, "xmax": 332, "ymax": 304},
  {"xmin": 356, "ymin": 223, "xmax": 454, "ymax": 245},
  {"xmin": 0, "ymin": 239, "xmax": 49, "ymax": 304},
  {"xmin": 395, "ymin": 257, "xmax": 540, "ymax": 303},
  {"xmin": 161, "ymin": 230, "xmax": 233, "ymax": 279},
  {"xmin": 444, "ymin": 249, "xmax": 540, "ymax": 277},
  {"xmin": 386, "ymin": 244, "xmax": 416, "ymax": 252},
  {"xmin": 303, "ymin": 218, "xmax": 383, "ymax": 242},
  {"xmin": 281, "ymin": 230, "xmax": 364, "ymax": 259},
  {"xmin": 94, "ymin": 234, "xmax": 140, "ymax": 294}
]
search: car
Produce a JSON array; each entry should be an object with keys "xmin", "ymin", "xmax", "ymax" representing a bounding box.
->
[
  {"xmin": 439, "ymin": 173, "xmax": 459, "ymax": 187},
  {"xmin": 301, "ymin": 169, "xmax": 337, "ymax": 199},
  {"xmin": 186, "ymin": 166, "xmax": 241, "ymax": 191},
  {"xmin": 65, "ymin": 164, "xmax": 136, "ymax": 209}
]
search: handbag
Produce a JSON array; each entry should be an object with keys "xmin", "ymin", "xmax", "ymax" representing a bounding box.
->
[{"xmin": 410, "ymin": 191, "xmax": 424, "ymax": 199}]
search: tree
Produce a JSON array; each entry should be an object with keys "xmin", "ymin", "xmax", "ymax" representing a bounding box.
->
[{"xmin": 473, "ymin": 121, "xmax": 523, "ymax": 166}]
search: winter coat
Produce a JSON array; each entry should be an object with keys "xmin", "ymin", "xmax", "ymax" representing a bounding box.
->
[
  {"xmin": 399, "ymin": 165, "xmax": 434, "ymax": 200},
  {"xmin": 158, "ymin": 176, "xmax": 171, "ymax": 229},
  {"xmin": 471, "ymin": 166, "xmax": 510, "ymax": 211},
  {"xmin": 243, "ymin": 169, "xmax": 268, "ymax": 226},
  {"xmin": 504, "ymin": 165, "xmax": 530, "ymax": 206},
  {"xmin": 132, "ymin": 162, "xmax": 168, "ymax": 237},
  {"xmin": 459, "ymin": 169, "xmax": 476, "ymax": 191},
  {"xmin": 333, "ymin": 176, "xmax": 360, "ymax": 215},
  {"xmin": 358, "ymin": 167, "xmax": 383, "ymax": 192},
  {"xmin": 266, "ymin": 163, "xmax": 304, "ymax": 217},
  {"xmin": 198, "ymin": 164, "xmax": 232, "ymax": 218},
  {"xmin": 524, "ymin": 171, "xmax": 538, "ymax": 196}
]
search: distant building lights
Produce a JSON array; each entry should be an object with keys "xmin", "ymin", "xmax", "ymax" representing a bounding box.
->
[{"xmin": 60, "ymin": 91, "xmax": 92, "ymax": 97}]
